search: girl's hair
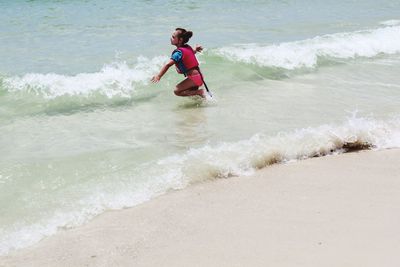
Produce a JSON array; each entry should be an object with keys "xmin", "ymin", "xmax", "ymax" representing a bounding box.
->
[{"xmin": 175, "ymin": 28, "xmax": 193, "ymax": 44}]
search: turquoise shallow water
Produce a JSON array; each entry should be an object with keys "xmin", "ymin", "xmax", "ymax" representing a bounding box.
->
[
  {"xmin": 1, "ymin": 0, "xmax": 400, "ymax": 254},
  {"xmin": 1, "ymin": 0, "xmax": 399, "ymax": 74}
]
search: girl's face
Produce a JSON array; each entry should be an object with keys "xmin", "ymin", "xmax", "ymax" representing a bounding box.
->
[{"xmin": 170, "ymin": 30, "xmax": 182, "ymax": 46}]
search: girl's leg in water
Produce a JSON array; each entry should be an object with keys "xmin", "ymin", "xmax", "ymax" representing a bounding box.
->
[{"xmin": 174, "ymin": 78, "xmax": 205, "ymax": 97}]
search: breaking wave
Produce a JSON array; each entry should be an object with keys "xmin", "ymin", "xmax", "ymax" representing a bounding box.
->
[
  {"xmin": 1, "ymin": 56, "xmax": 167, "ymax": 99},
  {"xmin": 215, "ymin": 24, "xmax": 400, "ymax": 69}
]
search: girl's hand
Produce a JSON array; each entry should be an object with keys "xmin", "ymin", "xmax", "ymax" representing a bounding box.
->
[
  {"xmin": 151, "ymin": 75, "xmax": 161, "ymax": 83},
  {"xmin": 195, "ymin": 44, "xmax": 203, "ymax": 53}
]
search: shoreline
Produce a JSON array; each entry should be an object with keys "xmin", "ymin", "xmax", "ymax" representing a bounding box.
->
[{"xmin": 1, "ymin": 148, "xmax": 400, "ymax": 266}]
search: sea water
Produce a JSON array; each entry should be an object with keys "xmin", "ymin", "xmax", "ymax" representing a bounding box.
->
[{"xmin": 1, "ymin": 0, "xmax": 400, "ymax": 254}]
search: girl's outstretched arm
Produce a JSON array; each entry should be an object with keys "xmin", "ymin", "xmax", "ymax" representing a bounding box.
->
[
  {"xmin": 151, "ymin": 59, "xmax": 175, "ymax": 83},
  {"xmin": 193, "ymin": 44, "xmax": 203, "ymax": 54}
]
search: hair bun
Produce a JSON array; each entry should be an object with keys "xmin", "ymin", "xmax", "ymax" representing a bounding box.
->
[
  {"xmin": 176, "ymin": 28, "xmax": 193, "ymax": 44},
  {"xmin": 185, "ymin": 31, "xmax": 193, "ymax": 38}
]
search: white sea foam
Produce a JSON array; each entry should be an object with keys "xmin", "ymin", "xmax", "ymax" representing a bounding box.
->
[
  {"xmin": 215, "ymin": 25, "xmax": 400, "ymax": 69},
  {"xmin": 3, "ymin": 56, "xmax": 168, "ymax": 99},
  {"xmin": 2, "ymin": 114, "xmax": 400, "ymax": 255},
  {"xmin": 380, "ymin": 20, "xmax": 400, "ymax": 26}
]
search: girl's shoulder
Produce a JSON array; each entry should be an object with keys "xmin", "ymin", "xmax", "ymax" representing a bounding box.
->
[{"xmin": 171, "ymin": 49, "xmax": 183, "ymax": 61}]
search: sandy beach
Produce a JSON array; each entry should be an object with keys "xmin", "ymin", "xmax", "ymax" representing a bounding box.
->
[{"xmin": 1, "ymin": 148, "xmax": 400, "ymax": 267}]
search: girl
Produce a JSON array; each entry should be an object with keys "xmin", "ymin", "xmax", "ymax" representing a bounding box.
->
[{"xmin": 151, "ymin": 28, "xmax": 205, "ymax": 97}]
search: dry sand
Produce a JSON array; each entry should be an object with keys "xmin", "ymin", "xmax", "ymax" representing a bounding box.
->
[{"xmin": 1, "ymin": 149, "xmax": 400, "ymax": 267}]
